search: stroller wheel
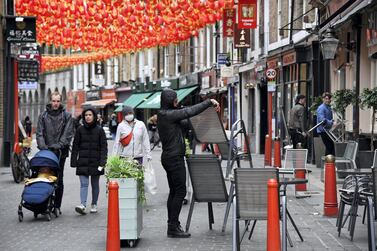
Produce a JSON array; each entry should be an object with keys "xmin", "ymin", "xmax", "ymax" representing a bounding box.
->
[
  {"xmin": 46, "ymin": 213, "xmax": 51, "ymax": 221},
  {"xmin": 34, "ymin": 212, "xmax": 38, "ymax": 219},
  {"xmin": 18, "ymin": 212, "xmax": 23, "ymax": 222}
]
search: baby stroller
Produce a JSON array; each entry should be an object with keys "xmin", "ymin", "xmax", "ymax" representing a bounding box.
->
[{"xmin": 18, "ymin": 150, "xmax": 60, "ymax": 222}]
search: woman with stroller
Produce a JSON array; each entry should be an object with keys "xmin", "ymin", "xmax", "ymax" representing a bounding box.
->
[{"xmin": 71, "ymin": 106, "xmax": 108, "ymax": 215}]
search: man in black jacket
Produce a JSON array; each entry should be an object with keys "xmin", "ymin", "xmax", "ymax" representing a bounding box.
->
[
  {"xmin": 157, "ymin": 88, "xmax": 219, "ymax": 238},
  {"xmin": 36, "ymin": 91, "xmax": 74, "ymax": 214}
]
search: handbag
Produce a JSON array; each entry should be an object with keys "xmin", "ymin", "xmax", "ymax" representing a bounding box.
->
[{"xmin": 144, "ymin": 161, "xmax": 157, "ymax": 195}]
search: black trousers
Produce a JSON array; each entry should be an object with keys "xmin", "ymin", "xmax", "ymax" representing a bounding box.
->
[
  {"xmin": 289, "ymin": 129, "xmax": 306, "ymax": 149},
  {"xmin": 320, "ymin": 132, "xmax": 335, "ymax": 155},
  {"xmin": 161, "ymin": 155, "xmax": 187, "ymax": 225},
  {"xmin": 54, "ymin": 157, "xmax": 66, "ymax": 209}
]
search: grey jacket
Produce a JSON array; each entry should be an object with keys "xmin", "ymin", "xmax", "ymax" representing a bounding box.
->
[
  {"xmin": 288, "ymin": 104, "xmax": 306, "ymax": 132},
  {"xmin": 36, "ymin": 104, "xmax": 74, "ymax": 158}
]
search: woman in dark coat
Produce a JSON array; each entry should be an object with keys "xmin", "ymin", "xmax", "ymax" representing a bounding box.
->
[{"xmin": 71, "ymin": 106, "xmax": 107, "ymax": 215}]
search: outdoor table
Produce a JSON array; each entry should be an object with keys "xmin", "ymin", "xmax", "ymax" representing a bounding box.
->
[{"xmin": 279, "ymin": 176, "xmax": 307, "ymax": 251}]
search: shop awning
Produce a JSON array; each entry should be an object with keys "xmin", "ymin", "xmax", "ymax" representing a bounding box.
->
[
  {"xmin": 137, "ymin": 86, "xmax": 198, "ymax": 109},
  {"xmin": 114, "ymin": 104, "xmax": 123, "ymax": 112},
  {"xmin": 81, "ymin": 99, "xmax": 116, "ymax": 108},
  {"xmin": 122, "ymin": 92, "xmax": 153, "ymax": 108}
]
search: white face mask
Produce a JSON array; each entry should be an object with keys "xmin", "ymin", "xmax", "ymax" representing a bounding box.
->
[{"xmin": 125, "ymin": 114, "xmax": 134, "ymax": 122}]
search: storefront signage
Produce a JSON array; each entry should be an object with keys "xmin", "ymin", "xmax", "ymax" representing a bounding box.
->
[
  {"xmin": 220, "ymin": 65, "xmax": 234, "ymax": 78},
  {"xmin": 18, "ymin": 59, "xmax": 39, "ymax": 82},
  {"xmin": 234, "ymin": 26, "xmax": 250, "ymax": 48},
  {"xmin": 223, "ymin": 8, "xmax": 235, "ymax": 37},
  {"xmin": 267, "ymin": 58, "xmax": 279, "ymax": 69},
  {"xmin": 95, "ymin": 61, "xmax": 104, "ymax": 75},
  {"xmin": 282, "ymin": 52, "xmax": 296, "ymax": 66},
  {"xmin": 237, "ymin": 0, "xmax": 257, "ymax": 29},
  {"xmin": 86, "ymin": 90, "xmax": 101, "ymax": 101},
  {"xmin": 217, "ymin": 53, "xmax": 228, "ymax": 65},
  {"xmin": 101, "ymin": 88, "xmax": 116, "ymax": 99},
  {"xmin": 6, "ymin": 16, "xmax": 36, "ymax": 43},
  {"xmin": 202, "ymin": 76, "xmax": 210, "ymax": 89}
]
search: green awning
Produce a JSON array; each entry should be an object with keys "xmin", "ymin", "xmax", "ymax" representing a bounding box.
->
[
  {"xmin": 122, "ymin": 92, "xmax": 153, "ymax": 108},
  {"xmin": 114, "ymin": 104, "xmax": 123, "ymax": 112},
  {"xmin": 137, "ymin": 86, "xmax": 198, "ymax": 109},
  {"xmin": 176, "ymin": 86, "xmax": 198, "ymax": 102},
  {"xmin": 137, "ymin": 91, "xmax": 162, "ymax": 109}
]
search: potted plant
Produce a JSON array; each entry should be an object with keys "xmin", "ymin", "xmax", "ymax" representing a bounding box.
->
[
  {"xmin": 332, "ymin": 89, "xmax": 357, "ymax": 141},
  {"xmin": 105, "ymin": 155, "xmax": 144, "ymax": 247},
  {"xmin": 359, "ymin": 87, "xmax": 377, "ymax": 168}
]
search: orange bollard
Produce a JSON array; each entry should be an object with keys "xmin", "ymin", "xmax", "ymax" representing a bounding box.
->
[
  {"xmin": 214, "ymin": 144, "xmax": 220, "ymax": 156},
  {"xmin": 324, "ymin": 155, "xmax": 338, "ymax": 217},
  {"xmin": 107, "ymin": 181, "xmax": 120, "ymax": 251},
  {"xmin": 273, "ymin": 137, "xmax": 281, "ymax": 168},
  {"xmin": 264, "ymin": 135, "xmax": 272, "ymax": 166},
  {"xmin": 267, "ymin": 179, "xmax": 281, "ymax": 251}
]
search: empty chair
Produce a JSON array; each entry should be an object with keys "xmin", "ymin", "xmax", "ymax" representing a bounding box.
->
[
  {"xmin": 233, "ymin": 168, "xmax": 278, "ymax": 250},
  {"xmin": 335, "ymin": 141, "xmax": 358, "ymax": 169},
  {"xmin": 185, "ymin": 155, "xmax": 229, "ymax": 232}
]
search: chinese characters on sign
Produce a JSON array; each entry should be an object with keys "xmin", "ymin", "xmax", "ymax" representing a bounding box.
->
[
  {"xmin": 234, "ymin": 25, "xmax": 251, "ymax": 48},
  {"xmin": 18, "ymin": 60, "xmax": 39, "ymax": 90},
  {"xmin": 237, "ymin": 0, "xmax": 257, "ymax": 29},
  {"xmin": 223, "ymin": 8, "xmax": 235, "ymax": 37},
  {"xmin": 95, "ymin": 61, "xmax": 104, "ymax": 75},
  {"xmin": 6, "ymin": 16, "xmax": 36, "ymax": 43}
]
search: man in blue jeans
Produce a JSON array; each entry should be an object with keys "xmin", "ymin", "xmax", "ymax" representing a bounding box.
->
[{"xmin": 316, "ymin": 92, "xmax": 335, "ymax": 155}]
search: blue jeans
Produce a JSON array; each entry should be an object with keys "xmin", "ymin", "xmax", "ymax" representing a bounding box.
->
[{"xmin": 79, "ymin": 175, "xmax": 100, "ymax": 206}]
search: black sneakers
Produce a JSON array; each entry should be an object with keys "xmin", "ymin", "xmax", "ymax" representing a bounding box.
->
[{"xmin": 167, "ymin": 223, "xmax": 191, "ymax": 238}]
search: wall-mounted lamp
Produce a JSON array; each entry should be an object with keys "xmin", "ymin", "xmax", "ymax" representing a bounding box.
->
[{"xmin": 320, "ymin": 28, "xmax": 339, "ymax": 60}]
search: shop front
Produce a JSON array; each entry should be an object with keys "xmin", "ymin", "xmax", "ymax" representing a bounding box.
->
[{"xmin": 81, "ymin": 88, "xmax": 117, "ymax": 124}]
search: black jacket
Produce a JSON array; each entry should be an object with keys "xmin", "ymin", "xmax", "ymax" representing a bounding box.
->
[
  {"xmin": 36, "ymin": 104, "xmax": 74, "ymax": 158},
  {"xmin": 70, "ymin": 107, "xmax": 108, "ymax": 176},
  {"xmin": 157, "ymin": 88, "xmax": 212, "ymax": 159}
]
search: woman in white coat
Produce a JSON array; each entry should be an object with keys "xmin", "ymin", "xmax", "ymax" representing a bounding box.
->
[{"xmin": 113, "ymin": 106, "xmax": 151, "ymax": 164}]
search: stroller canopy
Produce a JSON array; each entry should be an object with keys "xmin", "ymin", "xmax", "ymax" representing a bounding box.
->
[{"xmin": 30, "ymin": 150, "xmax": 60, "ymax": 173}]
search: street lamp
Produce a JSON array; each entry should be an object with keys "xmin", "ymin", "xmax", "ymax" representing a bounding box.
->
[{"xmin": 320, "ymin": 28, "xmax": 339, "ymax": 60}]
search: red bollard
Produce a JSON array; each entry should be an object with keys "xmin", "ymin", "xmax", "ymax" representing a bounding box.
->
[
  {"xmin": 273, "ymin": 137, "xmax": 281, "ymax": 168},
  {"xmin": 267, "ymin": 179, "xmax": 281, "ymax": 251},
  {"xmin": 107, "ymin": 181, "xmax": 120, "ymax": 251},
  {"xmin": 264, "ymin": 135, "xmax": 272, "ymax": 166},
  {"xmin": 324, "ymin": 155, "xmax": 338, "ymax": 217}
]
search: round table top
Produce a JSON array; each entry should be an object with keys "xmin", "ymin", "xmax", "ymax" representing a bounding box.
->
[{"xmin": 279, "ymin": 177, "xmax": 308, "ymax": 185}]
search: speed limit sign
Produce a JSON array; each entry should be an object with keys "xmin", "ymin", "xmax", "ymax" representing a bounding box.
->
[{"xmin": 266, "ymin": 68, "xmax": 277, "ymax": 80}]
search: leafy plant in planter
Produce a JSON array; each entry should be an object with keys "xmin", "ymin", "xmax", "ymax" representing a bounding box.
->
[
  {"xmin": 360, "ymin": 87, "xmax": 377, "ymax": 151},
  {"xmin": 332, "ymin": 89, "xmax": 358, "ymax": 141},
  {"xmin": 105, "ymin": 155, "xmax": 145, "ymax": 202},
  {"xmin": 309, "ymin": 96, "xmax": 323, "ymax": 116}
]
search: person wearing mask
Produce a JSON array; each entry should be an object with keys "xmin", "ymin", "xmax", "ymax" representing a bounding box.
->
[
  {"xmin": 36, "ymin": 91, "xmax": 74, "ymax": 214},
  {"xmin": 71, "ymin": 107, "xmax": 107, "ymax": 214},
  {"xmin": 112, "ymin": 106, "xmax": 151, "ymax": 165},
  {"xmin": 157, "ymin": 88, "xmax": 220, "ymax": 238},
  {"xmin": 109, "ymin": 113, "xmax": 118, "ymax": 140},
  {"xmin": 97, "ymin": 113, "xmax": 104, "ymax": 127},
  {"xmin": 288, "ymin": 94, "xmax": 307, "ymax": 148},
  {"xmin": 316, "ymin": 92, "xmax": 335, "ymax": 155}
]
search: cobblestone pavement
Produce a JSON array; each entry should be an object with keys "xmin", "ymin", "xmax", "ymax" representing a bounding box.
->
[{"xmin": 0, "ymin": 139, "xmax": 372, "ymax": 250}]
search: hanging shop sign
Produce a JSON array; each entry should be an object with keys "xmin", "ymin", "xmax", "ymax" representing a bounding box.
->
[
  {"xmin": 95, "ymin": 61, "xmax": 104, "ymax": 75},
  {"xmin": 101, "ymin": 88, "xmax": 116, "ymax": 100},
  {"xmin": 220, "ymin": 65, "xmax": 234, "ymax": 78},
  {"xmin": 86, "ymin": 89, "xmax": 101, "ymax": 101},
  {"xmin": 6, "ymin": 16, "xmax": 36, "ymax": 43},
  {"xmin": 234, "ymin": 26, "xmax": 250, "ymax": 48},
  {"xmin": 223, "ymin": 8, "xmax": 235, "ymax": 37},
  {"xmin": 237, "ymin": 0, "xmax": 257, "ymax": 29},
  {"xmin": 18, "ymin": 59, "xmax": 39, "ymax": 90},
  {"xmin": 217, "ymin": 53, "xmax": 229, "ymax": 66}
]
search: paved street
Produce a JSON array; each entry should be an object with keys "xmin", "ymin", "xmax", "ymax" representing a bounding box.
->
[{"xmin": 0, "ymin": 139, "xmax": 372, "ymax": 250}]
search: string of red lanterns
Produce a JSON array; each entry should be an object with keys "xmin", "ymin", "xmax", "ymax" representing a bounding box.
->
[{"xmin": 16, "ymin": 0, "xmax": 233, "ymax": 73}]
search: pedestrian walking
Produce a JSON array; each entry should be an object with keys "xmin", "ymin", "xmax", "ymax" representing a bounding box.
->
[
  {"xmin": 112, "ymin": 106, "xmax": 151, "ymax": 165},
  {"xmin": 109, "ymin": 113, "xmax": 118, "ymax": 140},
  {"xmin": 70, "ymin": 107, "xmax": 108, "ymax": 215},
  {"xmin": 316, "ymin": 92, "xmax": 335, "ymax": 155},
  {"xmin": 23, "ymin": 116, "xmax": 32, "ymax": 137},
  {"xmin": 157, "ymin": 88, "xmax": 220, "ymax": 238},
  {"xmin": 147, "ymin": 114, "xmax": 160, "ymax": 149},
  {"xmin": 97, "ymin": 113, "xmax": 104, "ymax": 127},
  {"xmin": 36, "ymin": 91, "xmax": 74, "ymax": 214},
  {"xmin": 288, "ymin": 94, "xmax": 307, "ymax": 148}
]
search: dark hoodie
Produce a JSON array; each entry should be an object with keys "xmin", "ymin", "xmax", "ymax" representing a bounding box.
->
[
  {"xmin": 36, "ymin": 104, "xmax": 73, "ymax": 158},
  {"xmin": 157, "ymin": 88, "xmax": 212, "ymax": 159},
  {"xmin": 70, "ymin": 107, "xmax": 108, "ymax": 176}
]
